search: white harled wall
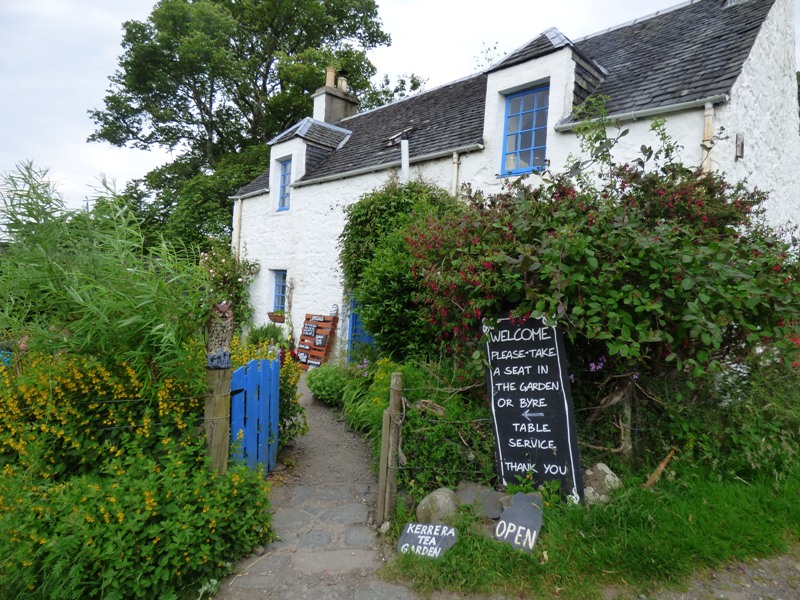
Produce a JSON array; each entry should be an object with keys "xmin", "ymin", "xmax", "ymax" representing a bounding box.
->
[{"xmin": 711, "ymin": 0, "xmax": 800, "ymax": 228}]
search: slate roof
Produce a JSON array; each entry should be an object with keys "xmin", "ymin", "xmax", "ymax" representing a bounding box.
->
[
  {"xmin": 243, "ymin": 0, "xmax": 774, "ymax": 187},
  {"xmin": 570, "ymin": 0, "xmax": 775, "ymax": 116},
  {"xmin": 299, "ymin": 74, "xmax": 487, "ymax": 184},
  {"xmin": 489, "ymin": 27, "xmax": 571, "ymax": 72},
  {"xmin": 234, "ymin": 169, "xmax": 271, "ymax": 198}
]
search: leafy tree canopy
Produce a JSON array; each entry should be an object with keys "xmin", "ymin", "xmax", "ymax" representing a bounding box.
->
[{"xmin": 89, "ymin": 0, "xmax": 416, "ymax": 249}]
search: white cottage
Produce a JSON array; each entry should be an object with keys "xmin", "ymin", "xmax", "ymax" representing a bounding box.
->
[{"xmin": 232, "ymin": 0, "xmax": 800, "ymax": 357}]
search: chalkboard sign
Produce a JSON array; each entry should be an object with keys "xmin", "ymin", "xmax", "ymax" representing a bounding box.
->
[
  {"xmin": 397, "ymin": 523, "xmax": 458, "ymax": 559},
  {"xmin": 484, "ymin": 317, "xmax": 583, "ymax": 503},
  {"xmin": 494, "ymin": 493, "xmax": 542, "ymax": 553},
  {"xmin": 314, "ymin": 334, "xmax": 328, "ymax": 347},
  {"xmin": 302, "ymin": 323, "xmax": 317, "ymax": 337},
  {"xmin": 297, "ymin": 352, "xmax": 308, "ymax": 363}
]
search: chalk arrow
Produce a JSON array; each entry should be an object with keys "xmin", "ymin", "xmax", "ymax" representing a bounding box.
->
[{"xmin": 522, "ymin": 410, "xmax": 544, "ymax": 421}]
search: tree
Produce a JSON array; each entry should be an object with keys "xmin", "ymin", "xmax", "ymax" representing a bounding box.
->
[{"xmin": 89, "ymin": 0, "xmax": 405, "ymax": 248}]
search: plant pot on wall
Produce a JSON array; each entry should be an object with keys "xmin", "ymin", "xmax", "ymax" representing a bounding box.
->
[{"xmin": 268, "ymin": 312, "xmax": 285, "ymax": 323}]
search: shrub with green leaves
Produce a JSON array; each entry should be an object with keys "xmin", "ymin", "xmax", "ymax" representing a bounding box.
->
[
  {"xmin": 339, "ymin": 180, "xmax": 460, "ymax": 359},
  {"xmin": 351, "ymin": 119, "xmax": 800, "ymax": 467},
  {"xmin": 337, "ymin": 358, "xmax": 496, "ymax": 498},
  {"xmin": 0, "ymin": 430, "xmax": 271, "ymax": 599},
  {"xmin": 339, "ymin": 179, "xmax": 458, "ymax": 292},
  {"xmin": 200, "ymin": 236, "xmax": 259, "ymax": 328},
  {"xmin": 306, "ymin": 363, "xmax": 350, "ymax": 407}
]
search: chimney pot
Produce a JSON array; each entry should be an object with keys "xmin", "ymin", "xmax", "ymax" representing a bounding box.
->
[
  {"xmin": 337, "ymin": 76, "xmax": 349, "ymax": 93},
  {"xmin": 325, "ymin": 66, "xmax": 336, "ymax": 88}
]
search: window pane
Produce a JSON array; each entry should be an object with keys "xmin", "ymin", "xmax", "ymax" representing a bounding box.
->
[
  {"xmin": 274, "ymin": 270, "xmax": 287, "ymax": 311},
  {"xmin": 507, "ymin": 115, "xmax": 520, "ymax": 133},
  {"xmin": 521, "ymin": 112, "xmax": 534, "ymax": 131},
  {"xmin": 521, "ymin": 92, "xmax": 535, "ymax": 112},
  {"xmin": 505, "ymin": 154, "xmax": 517, "ymax": 172},
  {"xmin": 534, "ymin": 129, "xmax": 547, "ymax": 149},
  {"xmin": 520, "ymin": 130, "xmax": 533, "ymax": 151},
  {"xmin": 535, "ymin": 110, "xmax": 548, "ymax": 128},
  {"xmin": 519, "ymin": 151, "xmax": 531, "ymax": 170},
  {"xmin": 533, "ymin": 147, "xmax": 546, "ymax": 166},
  {"xmin": 535, "ymin": 90, "xmax": 549, "ymax": 108},
  {"xmin": 508, "ymin": 97, "xmax": 522, "ymax": 115},
  {"xmin": 505, "ymin": 134, "xmax": 517, "ymax": 152}
]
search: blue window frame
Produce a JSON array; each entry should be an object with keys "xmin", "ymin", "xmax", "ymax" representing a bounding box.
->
[
  {"xmin": 278, "ymin": 159, "xmax": 291, "ymax": 211},
  {"xmin": 501, "ymin": 85, "xmax": 549, "ymax": 175},
  {"xmin": 273, "ymin": 270, "xmax": 287, "ymax": 312}
]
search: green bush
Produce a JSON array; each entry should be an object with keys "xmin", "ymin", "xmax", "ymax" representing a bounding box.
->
[
  {"xmin": 0, "ymin": 424, "xmax": 272, "ymax": 599},
  {"xmin": 354, "ymin": 230, "xmax": 448, "ymax": 359},
  {"xmin": 664, "ymin": 361, "xmax": 800, "ymax": 479},
  {"xmin": 400, "ymin": 397, "xmax": 495, "ymax": 501},
  {"xmin": 306, "ymin": 363, "xmax": 350, "ymax": 407},
  {"xmin": 339, "ymin": 180, "xmax": 458, "ymax": 291},
  {"xmin": 246, "ymin": 323, "xmax": 286, "ymax": 347},
  {"xmin": 337, "ymin": 358, "xmax": 496, "ymax": 498},
  {"xmin": 353, "ymin": 119, "xmax": 800, "ymax": 465}
]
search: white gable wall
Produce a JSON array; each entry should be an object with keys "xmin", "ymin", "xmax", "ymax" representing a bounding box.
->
[
  {"xmin": 481, "ymin": 47, "xmax": 577, "ymax": 189},
  {"xmin": 710, "ymin": 0, "xmax": 800, "ymax": 228}
]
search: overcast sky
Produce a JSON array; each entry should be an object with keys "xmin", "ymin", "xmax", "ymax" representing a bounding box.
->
[{"xmin": 1, "ymin": 0, "xmax": 798, "ymax": 210}]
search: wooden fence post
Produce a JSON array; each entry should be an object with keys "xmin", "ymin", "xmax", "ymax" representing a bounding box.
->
[
  {"xmin": 377, "ymin": 372, "xmax": 403, "ymax": 525},
  {"xmin": 206, "ymin": 368, "xmax": 232, "ymax": 474},
  {"xmin": 205, "ymin": 302, "xmax": 234, "ymax": 474}
]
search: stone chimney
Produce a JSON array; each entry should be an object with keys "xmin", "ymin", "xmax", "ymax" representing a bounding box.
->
[{"xmin": 312, "ymin": 67, "xmax": 358, "ymax": 123}]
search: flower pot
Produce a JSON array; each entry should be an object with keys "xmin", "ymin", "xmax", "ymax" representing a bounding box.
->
[{"xmin": 268, "ymin": 312, "xmax": 285, "ymax": 323}]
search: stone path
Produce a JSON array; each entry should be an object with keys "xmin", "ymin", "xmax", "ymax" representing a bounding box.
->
[{"xmin": 214, "ymin": 375, "xmax": 417, "ymax": 600}]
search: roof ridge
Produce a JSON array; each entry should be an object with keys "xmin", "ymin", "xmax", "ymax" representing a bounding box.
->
[
  {"xmin": 307, "ymin": 118, "xmax": 352, "ymax": 135},
  {"xmin": 573, "ymin": 0, "xmax": 703, "ymax": 44},
  {"xmin": 340, "ymin": 72, "xmax": 486, "ymax": 123},
  {"xmin": 543, "ymin": 27, "xmax": 571, "ymax": 48}
]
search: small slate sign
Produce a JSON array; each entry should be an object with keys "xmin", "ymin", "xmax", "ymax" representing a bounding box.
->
[
  {"xmin": 302, "ymin": 323, "xmax": 317, "ymax": 337},
  {"xmin": 314, "ymin": 333, "xmax": 329, "ymax": 347},
  {"xmin": 397, "ymin": 523, "xmax": 458, "ymax": 559},
  {"xmin": 494, "ymin": 493, "xmax": 542, "ymax": 553},
  {"xmin": 484, "ymin": 317, "xmax": 583, "ymax": 503},
  {"xmin": 297, "ymin": 352, "xmax": 308, "ymax": 363}
]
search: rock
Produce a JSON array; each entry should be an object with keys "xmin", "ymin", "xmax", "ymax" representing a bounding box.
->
[
  {"xmin": 253, "ymin": 545, "xmax": 266, "ymax": 556},
  {"xmin": 379, "ymin": 521, "xmax": 391, "ymax": 535},
  {"xmin": 416, "ymin": 487, "xmax": 458, "ymax": 523},
  {"xmin": 455, "ymin": 481, "xmax": 505, "ymax": 519},
  {"xmin": 583, "ymin": 462, "xmax": 621, "ymax": 504}
]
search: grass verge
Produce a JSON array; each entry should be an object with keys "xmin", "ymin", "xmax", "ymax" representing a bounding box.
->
[{"xmin": 381, "ymin": 466, "xmax": 800, "ymax": 599}]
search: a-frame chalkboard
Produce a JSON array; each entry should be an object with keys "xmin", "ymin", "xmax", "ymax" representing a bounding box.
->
[{"xmin": 484, "ymin": 317, "xmax": 583, "ymax": 503}]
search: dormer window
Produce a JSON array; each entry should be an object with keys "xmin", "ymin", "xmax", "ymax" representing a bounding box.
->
[
  {"xmin": 278, "ymin": 158, "xmax": 291, "ymax": 211},
  {"xmin": 502, "ymin": 85, "xmax": 549, "ymax": 176}
]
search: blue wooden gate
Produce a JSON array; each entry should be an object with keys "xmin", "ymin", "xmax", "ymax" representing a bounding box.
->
[{"xmin": 230, "ymin": 359, "xmax": 280, "ymax": 472}]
